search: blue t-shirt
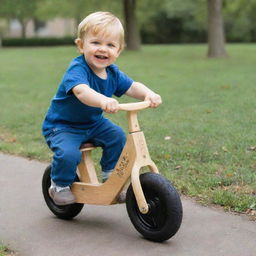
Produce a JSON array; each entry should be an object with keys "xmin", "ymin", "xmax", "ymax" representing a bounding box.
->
[{"xmin": 42, "ymin": 55, "xmax": 133, "ymax": 136}]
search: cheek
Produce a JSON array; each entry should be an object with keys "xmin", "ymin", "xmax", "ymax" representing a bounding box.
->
[
  {"xmin": 89, "ymin": 46, "xmax": 98, "ymax": 54},
  {"xmin": 111, "ymin": 50, "xmax": 120, "ymax": 59},
  {"xmin": 78, "ymin": 45, "xmax": 87, "ymax": 54}
]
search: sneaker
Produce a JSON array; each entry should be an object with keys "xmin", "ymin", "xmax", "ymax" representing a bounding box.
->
[
  {"xmin": 102, "ymin": 170, "xmax": 113, "ymax": 183},
  {"xmin": 49, "ymin": 184, "xmax": 76, "ymax": 206},
  {"xmin": 117, "ymin": 190, "xmax": 126, "ymax": 203},
  {"xmin": 102, "ymin": 171, "xmax": 126, "ymax": 203}
]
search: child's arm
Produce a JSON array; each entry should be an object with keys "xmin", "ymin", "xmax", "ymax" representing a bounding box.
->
[
  {"xmin": 125, "ymin": 82, "xmax": 162, "ymax": 108},
  {"xmin": 73, "ymin": 84, "xmax": 119, "ymax": 113}
]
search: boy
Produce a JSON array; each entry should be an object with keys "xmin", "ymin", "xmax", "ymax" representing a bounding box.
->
[{"xmin": 42, "ymin": 12, "xmax": 162, "ymax": 206}]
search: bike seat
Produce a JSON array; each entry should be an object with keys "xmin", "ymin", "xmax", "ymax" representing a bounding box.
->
[{"xmin": 80, "ymin": 142, "xmax": 97, "ymax": 151}]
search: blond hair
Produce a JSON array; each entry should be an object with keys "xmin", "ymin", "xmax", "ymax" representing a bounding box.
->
[{"xmin": 76, "ymin": 12, "xmax": 125, "ymax": 51}]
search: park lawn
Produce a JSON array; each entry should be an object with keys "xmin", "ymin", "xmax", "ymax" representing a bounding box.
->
[{"xmin": 0, "ymin": 44, "xmax": 255, "ymax": 215}]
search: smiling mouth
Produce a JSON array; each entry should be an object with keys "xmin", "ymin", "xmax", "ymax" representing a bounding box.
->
[{"xmin": 95, "ymin": 55, "xmax": 108, "ymax": 60}]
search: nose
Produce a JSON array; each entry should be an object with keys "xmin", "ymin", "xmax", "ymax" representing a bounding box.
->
[{"xmin": 98, "ymin": 44, "xmax": 107, "ymax": 52}]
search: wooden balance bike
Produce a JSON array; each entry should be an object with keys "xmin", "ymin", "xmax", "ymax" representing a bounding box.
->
[{"xmin": 42, "ymin": 101, "xmax": 183, "ymax": 242}]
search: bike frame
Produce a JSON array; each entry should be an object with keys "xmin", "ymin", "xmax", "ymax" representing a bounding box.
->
[{"xmin": 71, "ymin": 101, "xmax": 159, "ymax": 214}]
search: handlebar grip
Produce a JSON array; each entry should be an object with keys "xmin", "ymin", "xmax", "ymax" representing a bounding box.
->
[{"xmin": 118, "ymin": 101, "xmax": 150, "ymax": 111}]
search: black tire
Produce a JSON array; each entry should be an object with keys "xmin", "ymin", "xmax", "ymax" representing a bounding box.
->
[
  {"xmin": 126, "ymin": 172, "xmax": 183, "ymax": 242},
  {"xmin": 42, "ymin": 165, "xmax": 84, "ymax": 220}
]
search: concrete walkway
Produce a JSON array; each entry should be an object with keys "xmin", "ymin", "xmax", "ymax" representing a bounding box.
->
[{"xmin": 0, "ymin": 153, "xmax": 255, "ymax": 256}]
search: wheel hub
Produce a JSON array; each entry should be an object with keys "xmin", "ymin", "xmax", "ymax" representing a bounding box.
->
[{"xmin": 147, "ymin": 197, "xmax": 160, "ymax": 215}]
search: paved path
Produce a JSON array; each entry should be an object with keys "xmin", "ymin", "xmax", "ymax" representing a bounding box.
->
[{"xmin": 0, "ymin": 153, "xmax": 255, "ymax": 256}]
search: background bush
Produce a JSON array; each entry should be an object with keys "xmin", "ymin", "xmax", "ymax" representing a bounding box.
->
[{"xmin": 2, "ymin": 37, "xmax": 75, "ymax": 47}]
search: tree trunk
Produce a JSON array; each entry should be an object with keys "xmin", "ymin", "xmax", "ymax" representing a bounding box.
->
[
  {"xmin": 123, "ymin": 0, "xmax": 141, "ymax": 50},
  {"xmin": 207, "ymin": 0, "xmax": 227, "ymax": 58},
  {"xmin": 18, "ymin": 18, "xmax": 27, "ymax": 38}
]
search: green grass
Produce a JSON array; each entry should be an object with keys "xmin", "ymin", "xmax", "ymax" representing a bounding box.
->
[
  {"xmin": 0, "ymin": 243, "xmax": 11, "ymax": 256},
  {"xmin": 0, "ymin": 44, "xmax": 255, "ymax": 214}
]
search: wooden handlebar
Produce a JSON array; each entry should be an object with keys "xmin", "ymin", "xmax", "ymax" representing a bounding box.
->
[{"xmin": 118, "ymin": 101, "xmax": 150, "ymax": 111}]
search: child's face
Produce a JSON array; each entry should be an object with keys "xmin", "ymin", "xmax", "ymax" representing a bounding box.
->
[{"xmin": 77, "ymin": 30, "xmax": 121, "ymax": 75}]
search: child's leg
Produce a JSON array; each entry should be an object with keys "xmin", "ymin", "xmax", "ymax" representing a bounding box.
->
[
  {"xmin": 89, "ymin": 119, "xmax": 126, "ymax": 179},
  {"xmin": 45, "ymin": 130, "xmax": 88, "ymax": 205},
  {"xmin": 46, "ymin": 130, "xmax": 86, "ymax": 187}
]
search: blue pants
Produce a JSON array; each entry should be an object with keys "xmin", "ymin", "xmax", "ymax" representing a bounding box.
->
[{"xmin": 45, "ymin": 118, "xmax": 126, "ymax": 187}]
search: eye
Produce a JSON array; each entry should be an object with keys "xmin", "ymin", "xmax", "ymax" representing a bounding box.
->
[
  {"xmin": 108, "ymin": 43, "xmax": 115, "ymax": 48},
  {"xmin": 91, "ymin": 41, "xmax": 100, "ymax": 45}
]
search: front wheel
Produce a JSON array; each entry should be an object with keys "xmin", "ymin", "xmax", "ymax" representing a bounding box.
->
[
  {"xmin": 126, "ymin": 172, "xmax": 183, "ymax": 242},
  {"xmin": 42, "ymin": 165, "xmax": 84, "ymax": 220}
]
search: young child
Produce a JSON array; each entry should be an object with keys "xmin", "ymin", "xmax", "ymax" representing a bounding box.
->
[{"xmin": 42, "ymin": 11, "xmax": 162, "ymax": 206}]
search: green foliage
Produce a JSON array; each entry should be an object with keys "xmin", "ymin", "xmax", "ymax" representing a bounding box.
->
[
  {"xmin": 0, "ymin": 0, "xmax": 38, "ymax": 19},
  {"xmin": 141, "ymin": 11, "xmax": 206, "ymax": 44},
  {"xmin": 36, "ymin": 0, "xmax": 122, "ymax": 23},
  {"xmin": 163, "ymin": 0, "xmax": 207, "ymax": 31},
  {"xmin": 139, "ymin": 0, "xmax": 207, "ymax": 44},
  {"xmin": 137, "ymin": 0, "xmax": 164, "ymax": 25},
  {"xmin": 0, "ymin": 0, "xmax": 42, "ymax": 37},
  {"xmin": 140, "ymin": 0, "xmax": 256, "ymax": 43},
  {"xmin": 224, "ymin": 0, "xmax": 256, "ymax": 41}
]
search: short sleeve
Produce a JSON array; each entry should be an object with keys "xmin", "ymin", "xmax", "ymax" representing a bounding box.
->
[
  {"xmin": 62, "ymin": 63, "xmax": 90, "ymax": 95},
  {"xmin": 113, "ymin": 68, "xmax": 133, "ymax": 97}
]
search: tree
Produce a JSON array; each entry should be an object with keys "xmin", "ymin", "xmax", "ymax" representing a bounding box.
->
[
  {"xmin": 123, "ymin": 0, "xmax": 141, "ymax": 50},
  {"xmin": 37, "ymin": 0, "xmax": 122, "ymax": 33},
  {"xmin": 207, "ymin": 0, "xmax": 227, "ymax": 58},
  {"xmin": 39, "ymin": 0, "xmax": 142, "ymax": 50},
  {"xmin": 0, "ymin": 0, "xmax": 39, "ymax": 38},
  {"xmin": 0, "ymin": 19, "xmax": 8, "ymax": 47}
]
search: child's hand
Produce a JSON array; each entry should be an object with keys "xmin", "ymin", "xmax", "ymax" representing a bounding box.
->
[
  {"xmin": 145, "ymin": 93, "xmax": 162, "ymax": 108},
  {"xmin": 101, "ymin": 98, "xmax": 119, "ymax": 113}
]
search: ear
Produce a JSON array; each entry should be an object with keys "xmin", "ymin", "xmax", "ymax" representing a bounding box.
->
[{"xmin": 75, "ymin": 38, "xmax": 84, "ymax": 54}]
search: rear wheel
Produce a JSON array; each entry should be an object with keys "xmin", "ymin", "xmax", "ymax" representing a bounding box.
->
[
  {"xmin": 42, "ymin": 165, "xmax": 84, "ymax": 220},
  {"xmin": 126, "ymin": 172, "xmax": 182, "ymax": 242}
]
